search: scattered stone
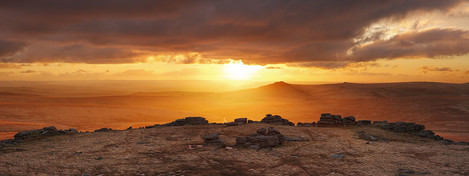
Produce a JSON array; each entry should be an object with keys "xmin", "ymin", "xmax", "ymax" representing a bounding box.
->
[
  {"xmin": 203, "ymin": 133, "xmax": 226, "ymax": 146},
  {"xmin": 95, "ymin": 156, "xmax": 103, "ymax": 160},
  {"xmin": 397, "ymin": 169, "xmax": 415, "ymax": 176},
  {"xmin": 236, "ymin": 127, "xmax": 285, "ymax": 149},
  {"xmin": 330, "ymin": 153, "xmax": 344, "ymax": 159},
  {"xmin": 225, "ymin": 147, "xmax": 233, "ymax": 150},
  {"xmin": 94, "ymin": 128, "xmax": 113, "ymax": 132},
  {"xmin": 357, "ymin": 131, "xmax": 378, "ymax": 141},
  {"xmin": 164, "ymin": 117, "xmax": 209, "ymax": 126},
  {"xmin": 136, "ymin": 141, "xmax": 150, "ymax": 144},
  {"xmin": 260, "ymin": 114, "xmax": 294, "ymax": 126}
]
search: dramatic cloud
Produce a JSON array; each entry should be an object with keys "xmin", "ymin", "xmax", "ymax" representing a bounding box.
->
[
  {"xmin": 0, "ymin": 40, "xmax": 27, "ymax": 57},
  {"xmin": 352, "ymin": 29, "xmax": 469, "ymax": 61},
  {"xmin": 0, "ymin": 0, "xmax": 466, "ymax": 65},
  {"xmin": 2, "ymin": 43, "xmax": 142, "ymax": 64},
  {"xmin": 420, "ymin": 66, "xmax": 458, "ymax": 73}
]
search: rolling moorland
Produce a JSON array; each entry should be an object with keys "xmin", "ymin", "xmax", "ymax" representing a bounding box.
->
[{"xmin": 0, "ymin": 81, "xmax": 469, "ymax": 142}]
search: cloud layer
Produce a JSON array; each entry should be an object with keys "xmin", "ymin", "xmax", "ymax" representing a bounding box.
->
[{"xmin": 0, "ymin": 0, "xmax": 467, "ymax": 66}]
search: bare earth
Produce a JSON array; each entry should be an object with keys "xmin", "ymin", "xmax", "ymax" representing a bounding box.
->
[{"xmin": 1, "ymin": 124, "xmax": 468, "ymax": 176}]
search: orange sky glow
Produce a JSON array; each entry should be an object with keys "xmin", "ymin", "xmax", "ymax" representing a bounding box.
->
[{"xmin": 1, "ymin": 1, "xmax": 469, "ymax": 83}]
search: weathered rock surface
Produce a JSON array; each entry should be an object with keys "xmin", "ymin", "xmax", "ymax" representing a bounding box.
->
[
  {"xmin": 260, "ymin": 114, "xmax": 294, "ymax": 126},
  {"xmin": 163, "ymin": 117, "xmax": 209, "ymax": 126},
  {"xmin": 14, "ymin": 126, "xmax": 78, "ymax": 140},
  {"xmin": 225, "ymin": 118, "xmax": 249, "ymax": 126},
  {"xmin": 355, "ymin": 120, "xmax": 372, "ymax": 126},
  {"xmin": 94, "ymin": 128, "xmax": 113, "ymax": 132},
  {"xmin": 357, "ymin": 131, "xmax": 378, "ymax": 141},
  {"xmin": 342, "ymin": 116, "xmax": 356, "ymax": 125},
  {"xmin": 236, "ymin": 127, "xmax": 285, "ymax": 149}
]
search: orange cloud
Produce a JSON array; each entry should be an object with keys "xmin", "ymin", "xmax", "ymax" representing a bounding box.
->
[{"xmin": 421, "ymin": 66, "xmax": 458, "ymax": 73}]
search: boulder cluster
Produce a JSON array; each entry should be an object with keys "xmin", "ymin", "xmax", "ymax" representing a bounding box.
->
[
  {"xmin": 371, "ymin": 121, "xmax": 448, "ymax": 141},
  {"xmin": 260, "ymin": 114, "xmax": 294, "ymax": 126},
  {"xmin": 236, "ymin": 127, "xmax": 285, "ymax": 149},
  {"xmin": 317, "ymin": 113, "xmax": 357, "ymax": 127}
]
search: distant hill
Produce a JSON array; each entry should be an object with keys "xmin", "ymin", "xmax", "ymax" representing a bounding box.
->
[{"xmin": 0, "ymin": 81, "xmax": 468, "ymax": 142}]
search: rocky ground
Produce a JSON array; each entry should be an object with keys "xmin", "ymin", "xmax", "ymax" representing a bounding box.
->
[{"xmin": 1, "ymin": 124, "xmax": 469, "ymax": 176}]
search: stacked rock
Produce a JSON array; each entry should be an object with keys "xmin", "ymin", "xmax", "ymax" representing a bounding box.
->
[
  {"xmin": 226, "ymin": 118, "xmax": 248, "ymax": 126},
  {"xmin": 342, "ymin": 116, "xmax": 356, "ymax": 126},
  {"xmin": 260, "ymin": 114, "xmax": 294, "ymax": 126},
  {"xmin": 203, "ymin": 133, "xmax": 226, "ymax": 146},
  {"xmin": 236, "ymin": 127, "xmax": 285, "ymax": 149},
  {"xmin": 317, "ymin": 113, "xmax": 343, "ymax": 127},
  {"xmin": 163, "ymin": 117, "xmax": 209, "ymax": 126}
]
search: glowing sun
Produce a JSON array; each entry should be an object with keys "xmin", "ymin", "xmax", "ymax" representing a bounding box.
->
[{"xmin": 224, "ymin": 60, "xmax": 262, "ymax": 80}]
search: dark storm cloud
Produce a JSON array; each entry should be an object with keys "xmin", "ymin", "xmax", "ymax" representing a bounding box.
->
[{"xmin": 0, "ymin": 0, "xmax": 466, "ymax": 64}]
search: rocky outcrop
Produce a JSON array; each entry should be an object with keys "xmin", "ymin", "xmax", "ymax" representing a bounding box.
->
[
  {"xmin": 342, "ymin": 116, "xmax": 356, "ymax": 125},
  {"xmin": 260, "ymin": 114, "xmax": 294, "ymax": 126},
  {"xmin": 236, "ymin": 127, "xmax": 285, "ymax": 149},
  {"xmin": 94, "ymin": 128, "xmax": 113, "ymax": 132},
  {"xmin": 371, "ymin": 121, "xmax": 452, "ymax": 142},
  {"xmin": 14, "ymin": 126, "xmax": 78, "ymax": 140},
  {"xmin": 163, "ymin": 117, "xmax": 209, "ymax": 126},
  {"xmin": 225, "ymin": 118, "xmax": 249, "ymax": 126},
  {"xmin": 317, "ymin": 113, "xmax": 343, "ymax": 127}
]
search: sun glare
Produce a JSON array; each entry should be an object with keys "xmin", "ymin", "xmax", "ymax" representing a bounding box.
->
[{"xmin": 224, "ymin": 60, "xmax": 262, "ymax": 80}]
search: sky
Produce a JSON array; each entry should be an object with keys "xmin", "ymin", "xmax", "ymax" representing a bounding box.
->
[{"xmin": 1, "ymin": 0, "xmax": 469, "ymax": 83}]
